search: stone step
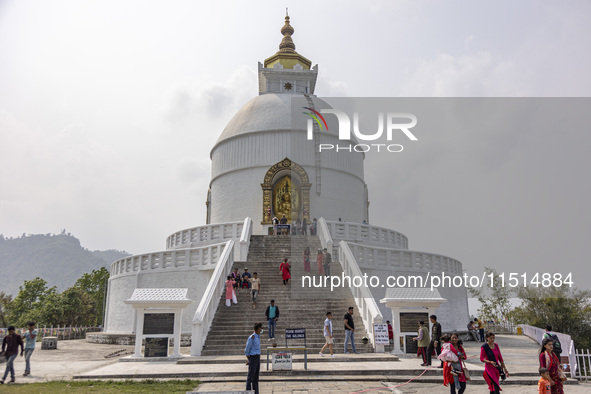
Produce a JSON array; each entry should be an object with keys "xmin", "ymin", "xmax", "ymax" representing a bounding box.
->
[
  {"xmin": 73, "ymin": 370, "xmax": 580, "ymax": 385},
  {"xmin": 201, "ymin": 235, "xmax": 372, "ymax": 356},
  {"xmin": 178, "ymin": 355, "xmax": 400, "ymax": 364}
]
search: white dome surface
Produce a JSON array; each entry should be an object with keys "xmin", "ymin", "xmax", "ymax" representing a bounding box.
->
[{"xmin": 215, "ymin": 93, "xmax": 331, "ymax": 146}]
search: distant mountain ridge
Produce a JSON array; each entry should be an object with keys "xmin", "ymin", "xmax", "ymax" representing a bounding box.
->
[{"xmin": 0, "ymin": 233, "xmax": 130, "ymax": 296}]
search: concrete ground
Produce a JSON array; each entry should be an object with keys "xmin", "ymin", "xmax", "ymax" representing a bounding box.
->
[
  {"xmin": 195, "ymin": 381, "xmax": 591, "ymax": 393},
  {"xmin": 0, "ymin": 334, "xmax": 588, "ymax": 393}
]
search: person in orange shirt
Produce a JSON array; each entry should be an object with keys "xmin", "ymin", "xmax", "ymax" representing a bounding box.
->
[{"xmin": 538, "ymin": 367, "xmax": 552, "ymax": 394}]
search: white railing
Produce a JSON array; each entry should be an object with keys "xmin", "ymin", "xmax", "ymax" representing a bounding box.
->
[
  {"xmin": 325, "ymin": 220, "xmax": 408, "ymax": 249},
  {"xmin": 339, "ymin": 241, "xmax": 384, "ymax": 352},
  {"xmin": 110, "ymin": 242, "xmax": 228, "ymax": 278},
  {"xmin": 319, "ymin": 218, "xmax": 383, "ymax": 351},
  {"xmin": 574, "ymin": 349, "xmax": 591, "ymax": 380},
  {"xmin": 166, "ymin": 221, "xmax": 244, "ymax": 249},
  {"xmin": 485, "ymin": 321, "xmax": 517, "ymax": 334},
  {"xmin": 347, "ymin": 242, "xmax": 463, "ymax": 275},
  {"xmin": 238, "ymin": 217, "xmax": 253, "ymax": 261},
  {"xmin": 520, "ymin": 324, "xmax": 578, "ymax": 378},
  {"xmin": 191, "ymin": 240, "xmax": 235, "ymax": 356},
  {"xmin": 318, "ymin": 218, "xmax": 333, "ymax": 254}
]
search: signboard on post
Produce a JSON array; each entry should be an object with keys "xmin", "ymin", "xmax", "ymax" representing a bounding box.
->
[
  {"xmin": 272, "ymin": 352, "xmax": 293, "ymax": 370},
  {"xmin": 373, "ymin": 323, "xmax": 389, "ymax": 346},
  {"xmin": 285, "ymin": 328, "xmax": 306, "ymax": 347},
  {"xmin": 285, "ymin": 328, "xmax": 306, "ymax": 339}
]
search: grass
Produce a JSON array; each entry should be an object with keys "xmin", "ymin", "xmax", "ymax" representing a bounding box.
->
[{"xmin": 0, "ymin": 379, "xmax": 200, "ymax": 393}]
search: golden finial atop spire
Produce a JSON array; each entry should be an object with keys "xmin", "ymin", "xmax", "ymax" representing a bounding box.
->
[
  {"xmin": 263, "ymin": 11, "xmax": 312, "ymax": 70},
  {"xmin": 279, "ymin": 12, "xmax": 296, "ymax": 53}
]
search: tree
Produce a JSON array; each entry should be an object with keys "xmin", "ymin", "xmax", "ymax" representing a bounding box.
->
[
  {"xmin": 59, "ymin": 287, "xmax": 94, "ymax": 326},
  {"xmin": 8, "ymin": 277, "xmax": 57, "ymax": 327},
  {"xmin": 509, "ymin": 286, "xmax": 591, "ymax": 350},
  {"xmin": 0, "ymin": 291, "xmax": 13, "ymax": 327},
  {"xmin": 74, "ymin": 267, "xmax": 109, "ymax": 325},
  {"xmin": 468, "ymin": 267, "xmax": 512, "ymax": 322}
]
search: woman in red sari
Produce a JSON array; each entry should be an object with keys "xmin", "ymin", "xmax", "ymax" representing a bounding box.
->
[
  {"xmin": 443, "ymin": 333, "xmax": 467, "ymax": 394},
  {"xmin": 480, "ymin": 332, "xmax": 509, "ymax": 394},
  {"xmin": 539, "ymin": 338, "xmax": 564, "ymax": 394},
  {"xmin": 279, "ymin": 258, "xmax": 291, "ymax": 285}
]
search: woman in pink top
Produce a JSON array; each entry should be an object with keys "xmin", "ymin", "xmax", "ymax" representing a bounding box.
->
[
  {"xmin": 225, "ymin": 275, "xmax": 236, "ymax": 307},
  {"xmin": 480, "ymin": 332, "xmax": 509, "ymax": 394}
]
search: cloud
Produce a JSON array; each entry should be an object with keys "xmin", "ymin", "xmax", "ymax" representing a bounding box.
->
[
  {"xmin": 164, "ymin": 65, "xmax": 257, "ymax": 124},
  {"xmin": 400, "ymin": 51, "xmax": 518, "ymax": 96},
  {"xmin": 465, "ymin": 35, "xmax": 475, "ymax": 50}
]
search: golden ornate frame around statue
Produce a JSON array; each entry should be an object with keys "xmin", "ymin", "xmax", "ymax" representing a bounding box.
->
[{"xmin": 261, "ymin": 157, "xmax": 311, "ymax": 225}]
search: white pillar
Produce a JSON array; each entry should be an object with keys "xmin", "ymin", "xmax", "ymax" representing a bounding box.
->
[
  {"xmin": 171, "ymin": 308, "xmax": 183, "ymax": 357},
  {"xmin": 391, "ymin": 306, "xmax": 403, "ymax": 354},
  {"xmin": 134, "ymin": 309, "xmax": 144, "ymax": 357}
]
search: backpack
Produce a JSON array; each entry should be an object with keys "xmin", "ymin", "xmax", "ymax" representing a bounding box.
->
[{"xmin": 548, "ymin": 333, "xmax": 562, "ymax": 353}]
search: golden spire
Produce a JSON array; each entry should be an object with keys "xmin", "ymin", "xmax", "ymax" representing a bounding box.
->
[
  {"xmin": 279, "ymin": 14, "xmax": 296, "ymax": 53},
  {"xmin": 263, "ymin": 12, "xmax": 312, "ymax": 70}
]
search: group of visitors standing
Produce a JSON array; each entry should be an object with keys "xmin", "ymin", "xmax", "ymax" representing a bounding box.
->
[
  {"xmin": 271, "ymin": 216, "xmax": 317, "ymax": 236},
  {"xmin": 225, "ymin": 267, "xmax": 260, "ymax": 308},
  {"xmin": 422, "ymin": 318, "xmax": 568, "ymax": 394},
  {"xmin": 467, "ymin": 318, "xmax": 486, "ymax": 342}
]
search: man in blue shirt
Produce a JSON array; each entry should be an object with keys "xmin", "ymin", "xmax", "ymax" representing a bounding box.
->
[
  {"xmin": 22, "ymin": 322, "xmax": 37, "ymax": 376},
  {"xmin": 245, "ymin": 322, "xmax": 263, "ymax": 394},
  {"xmin": 265, "ymin": 300, "xmax": 280, "ymax": 340}
]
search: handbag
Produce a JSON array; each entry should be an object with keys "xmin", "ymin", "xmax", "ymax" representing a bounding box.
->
[{"xmin": 461, "ymin": 360, "xmax": 471, "ymax": 381}]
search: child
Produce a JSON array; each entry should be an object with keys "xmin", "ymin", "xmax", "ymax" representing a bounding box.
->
[
  {"xmin": 437, "ymin": 334, "xmax": 461, "ymax": 387},
  {"xmin": 538, "ymin": 367, "xmax": 552, "ymax": 394}
]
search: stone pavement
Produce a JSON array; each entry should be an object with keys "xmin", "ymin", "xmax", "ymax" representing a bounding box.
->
[
  {"xmin": 0, "ymin": 334, "xmax": 587, "ymax": 393},
  {"xmin": 193, "ymin": 381, "xmax": 591, "ymax": 393}
]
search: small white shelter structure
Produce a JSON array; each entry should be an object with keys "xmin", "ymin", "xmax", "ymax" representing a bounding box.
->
[
  {"xmin": 380, "ymin": 288, "xmax": 446, "ymax": 355},
  {"xmin": 124, "ymin": 288, "xmax": 193, "ymax": 358}
]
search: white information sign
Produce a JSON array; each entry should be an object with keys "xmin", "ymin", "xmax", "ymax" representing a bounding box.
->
[
  {"xmin": 373, "ymin": 323, "xmax": 390, "ymax": 345},
  {"xmin": 272, "ymin": 352, "xmax": 293, "ymax": 370}
]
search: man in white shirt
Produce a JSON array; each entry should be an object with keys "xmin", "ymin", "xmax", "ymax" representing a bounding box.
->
[
  {"xmin": 249, "ymin": 273, "xmax": 261, "ymax": 309},
  {"xmin": 319, "ymin": 312, "xmax": 336, "ymax": 357},
  {"xmin": 23, "ymin": 322, "xmax": 37, "ymax": 376}
]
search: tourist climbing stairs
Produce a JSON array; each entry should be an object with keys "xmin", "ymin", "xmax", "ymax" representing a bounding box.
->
[{"xmin": 201, "ymin": 234, "xmax": 374, "ymax": 356}]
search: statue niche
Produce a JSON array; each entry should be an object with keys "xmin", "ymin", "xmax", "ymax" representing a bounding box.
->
[
  {"xmin": 273, "ymin": 176, "xmax": 300, "ymax": 222},
  {"xmin": 261, "ymin": 158, "xmax": 311, "ymax": 225}
]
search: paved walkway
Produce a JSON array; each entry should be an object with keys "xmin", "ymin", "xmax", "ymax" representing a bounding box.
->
[
  {"xmin": 193, "ymin": 381, "xmax": 591, "ymax": 393},
  {"xmin": 0, "ymin": 334, "xmax": 588, "ymax": 393}
]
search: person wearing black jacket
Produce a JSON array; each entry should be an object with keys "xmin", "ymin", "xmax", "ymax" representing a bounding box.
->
[
  {"xmin": 1, "ymin": 326, "xmax": 24, "ymax": 384},
  {"xmin": 425, "ymin": 315, "xmax": 443, "ymax": 367},
  {"xmin": 265, "ymin": 300, "xmax": 280, "ymax": 340}
]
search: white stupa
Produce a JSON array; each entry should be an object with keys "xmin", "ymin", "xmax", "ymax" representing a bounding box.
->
[
  {"xmin": 209, "ymin": 14, "xmax": 367, "ymax": 230},
  {"xmin": 101, "ymin": 14, "xmax": 470, "ymax": 351}
]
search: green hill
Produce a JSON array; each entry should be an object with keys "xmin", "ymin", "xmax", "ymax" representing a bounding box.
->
[{"xmin": 0, "ymin": 233, "xmax": 130, "ymax": 296}]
